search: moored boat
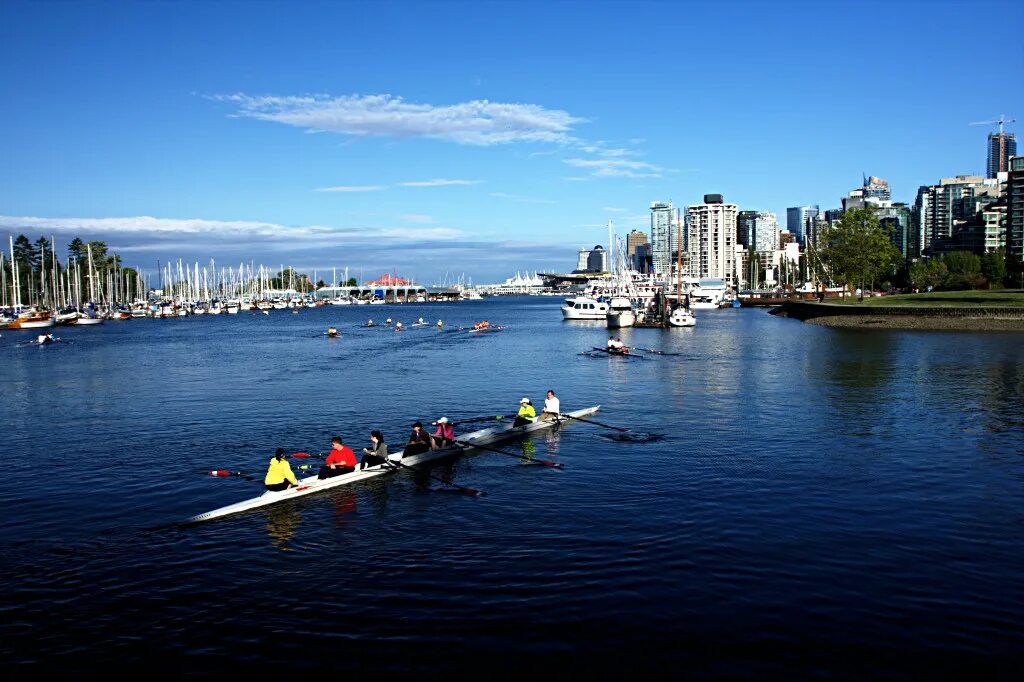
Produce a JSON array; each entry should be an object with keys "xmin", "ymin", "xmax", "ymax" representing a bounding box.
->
[
  {"xmin": 6, "ymin": 310, "xmax": 56, "ymax": 329},
  {"xmin": 185, "ymin": 405, "xmax": 600, "ymax": 524}
]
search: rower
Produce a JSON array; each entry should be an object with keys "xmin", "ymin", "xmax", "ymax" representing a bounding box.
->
[
  {"xmin": 615, "ymin": 337, "xmax": 628, "ymax": 353},
  {"xmin": 430, "ymin": 417, "xmax": 455, "ymax": 449},
  {"xmin": 360, "ymin": 430, "xmax": 391, "ymax": 470},
  {"xmin": 513, "ymin": 397, "xmax": 536, "ymax": 427},
  {"xmin": 367, "ymin": 319, "xmax": 374, "ymax": 327},
  {"xmin": 418, "ymin": 317, "xmax": 425, "ymax": 325},
  {"xmin": 607, "ymin": 336, "xmax": 616, "ymax": 350},
  {"xmin": 386, "ymin": 318, "xmax": 393, "ymax": 325},
  {"xmin": 327, "ymin": 327, "xmax": 339, "ymax": 337},
  {"xmin": 395, "ymin": 321, "xmax": 403, "ymax": 331},
  {"xmin": 264, "ymin": 448, "xmax": 299, "ymax": 491},
  {"xmin": 538, "ymin": 389, "xmax": 560, "ymax": 422},
  {"xmin": 318, "ymin": 436, "xmax": 356, "ymax": 479},
  {"xmin": 436, "ymin": 320, "xmax": 443, "ymax": 328},
  {"xmin": 37, "ymin": 333, "xmax": 53, "ymax": 345},
  {"xmin": 403, "ymin": 422, "xmax": 432, "ymax": 456}
]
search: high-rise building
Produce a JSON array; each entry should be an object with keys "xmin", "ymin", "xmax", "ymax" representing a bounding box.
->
[
  {"xmin": 626, "ymin": 230, "xmax": 648, "ymax": 271},
  {"xmin": 876, "ymin": 203, "xmax": 912, "ymax": 259},
  {"xmin": 988, "ymin": 132, "xmax": 1017, "ymax": 179},
  {"xmin": 737, "ymin": 210, "xmax": 759, "ymax": 247},
  {"xmin": 843, "ymin": 176, "xmax": 892, "ymax": 210},
  {"xmin": 686, "ymin": 194, "xmax": 739, "ymax": 285},
  {"xmin": 586, "ymin": 245, "xmax": 607, "ymax": 273},
  {"xmin": 634, "ymin": 243, "xmax": 652, "ymax": 273},
  {"xmin": 1007, "ymin": 156, "xmax": 1024, "ymax": 260},
  {"xmin": 738, "ymin": 211, "xmax": 779, "ymax": 253},
  {"xmin": 915, "ymin": 175, "xmax": 1001, "ymax": 253},
  {"xmin": 786, "ymin": 205, "xmax": 819, "ymax": 246},
  {"xmin": 650, "ymin": 201, "xmax": 679, "ymax": 278},
  {"xmin": 576, "ymin": 248, "xmax": 590, "ymax": 272}
]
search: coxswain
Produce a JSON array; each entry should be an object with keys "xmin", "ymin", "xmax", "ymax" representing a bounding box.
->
[
  {"xmin": 317, "ymin": 436, "xmax": 356, "ymax": 479},
  {"xmin": 264, "ymin": 448, "xmax": 299, "ymax": 491},
  {"xmin": 403, "ymin": 422, "xmax": 432, "ymax": 456},
  {"xmin": 538, "ymin": 389, "xmax": 560, "ymax": 422},
  {"xmin": 513, "ymin": 397, "xmax": 536, "ymax": 427},
  {"xmin": 430, "ymin": 417, "xmax": 455, "ymax": 449},
  {"xmin": 327, "ymin": 327, "xmax": 339, "ymax": 337}
]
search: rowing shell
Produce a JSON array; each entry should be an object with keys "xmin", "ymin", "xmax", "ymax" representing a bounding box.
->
[
  {"xmin": 466, "ymin": 326, "xmax": 505, "ymax": 333},
  {"xmin": 184, "ymin": 405, "xmax": 600, "ymax": 523},
  {"xmin": 591, "ymin": 346, "xmax": 634, "ymax": 356}
]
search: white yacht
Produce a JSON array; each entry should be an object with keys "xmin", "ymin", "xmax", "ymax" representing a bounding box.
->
[
  {"xmin": 561, "ymin": 296, "xmax": 609, "ymax": 320},
  {"xmin": 606, "ymin": 297, "xmax": 636, "ymax": 328},
  {"xmin": 668, "ymin": 306, "xmax": 696, "ymax": 327}
]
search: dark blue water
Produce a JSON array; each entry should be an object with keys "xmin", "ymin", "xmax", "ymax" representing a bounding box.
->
[{"xmin": 2, "ymin": 298, "xmax": 1022, "ymax": 678}]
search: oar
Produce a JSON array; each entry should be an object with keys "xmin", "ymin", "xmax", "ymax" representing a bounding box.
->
[
  {"xmin": 390, "ymin": 458, "xmax": 485, "ymax": 497},
  {"xmin": 557, "ymin": 412, "xmax": 630, "ymax": 432},
  {"xmin": 454, "ymin": 439, "xmax": 564, "ymax": 468},
  {"xmin": 203, "ymin": 469, "xmax": 255, "ymax": 481},
  {"xmin": 632, "ymin": 346, "xmax": 682, "ymax": 356},
  {"xmin": 453, "ymin": 414, "xmax": 512, "ymax": 425}
]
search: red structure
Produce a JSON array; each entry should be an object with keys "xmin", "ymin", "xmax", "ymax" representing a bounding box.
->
[{"xmin": 364, "ymin": 273, "xmax": 413, "ymax": 286}]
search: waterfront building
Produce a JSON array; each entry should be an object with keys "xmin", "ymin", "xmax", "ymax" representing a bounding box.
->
[
  {"xmin": 843, "ymin": 176, "xmax": 892, "ymax": 211},
  {"xmin": 650, "ymin": 201, "xmax": 679, "ymax": 278},
  {"xmin": 626, "ymin": 230, "xmax": 648, "ymax": 271},
  {"xmin": 737, "ymin": 210, "xmax": 758, "ymax": 248},
  {"xmin": 685, "ymin": 194, "xmax": 739, "ymax": 286},
  {"xmin": 633, "ymin": 243, "xmax": 652, "ymax": 273},
  {"xmin": 587, "ymin": 245, "xmax": 608, "ymax": 273},
  {"xmin": 988, "ymin": 131, "xmax": 1017, "ymax": 179},
  {"xmin": 875, "ymin": 203, "xmax": 912, "ymax": 259},
  {"xmin": 1007, "ymin": 156, "xmax": 1024, "ymax": 260},
  {"xmin": 915, "ymin": 175, "xmax": 1001, "ymax": 253},
  {"xmin": 576, "ymin": 248, "xmax": 590, "ymax": 272},
  {"xmin": 786, "ymin": 205, "xmax": 819, "ymax": 246}
]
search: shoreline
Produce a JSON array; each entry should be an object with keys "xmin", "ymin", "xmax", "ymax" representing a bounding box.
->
[{"xmin": 781, "ymin": 300, "xmax": 1024, "ymax": 331}]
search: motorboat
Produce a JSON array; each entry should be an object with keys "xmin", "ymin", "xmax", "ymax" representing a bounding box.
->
[
  {"xmin": 561, "ymin": 296, "xmax": 609, "ymax": 320},
  {"xmin": 668, "ymin": 306, "xmax": 696, "ymax": 327},
  {"xmin": 606, "ymin": 297, "xmax": 636, "ymax": 328}
]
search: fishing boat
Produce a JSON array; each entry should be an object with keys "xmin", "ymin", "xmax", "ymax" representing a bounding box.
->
[{"xmin": 185, "ymin": 405, "xmax": 600, "ymax": 524}]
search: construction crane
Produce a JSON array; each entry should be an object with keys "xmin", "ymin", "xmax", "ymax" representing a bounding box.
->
[{"xmin": 969, "ymin": 114, "xmax": 1015, "ymax": 135}]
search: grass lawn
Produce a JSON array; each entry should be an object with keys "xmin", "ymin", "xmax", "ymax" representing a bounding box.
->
[{"xmin": 829, "ymin": 289, "xmax": 1024, "ymax": 307}]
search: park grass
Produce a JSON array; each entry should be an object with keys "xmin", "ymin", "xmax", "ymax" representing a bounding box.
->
[{"xmin": 830, "ymin": 289, "xmax": 1024, "ymax": 307}]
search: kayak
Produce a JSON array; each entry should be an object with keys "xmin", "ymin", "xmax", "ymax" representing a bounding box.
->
[{"xmin": 184, "ymin": 405, "xmax": 600, "ymax": 524}]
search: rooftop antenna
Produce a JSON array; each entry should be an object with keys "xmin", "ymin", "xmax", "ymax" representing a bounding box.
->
[{"xmin": 969, "ymin": 114, "xmax": 1015, "ymax": 135}]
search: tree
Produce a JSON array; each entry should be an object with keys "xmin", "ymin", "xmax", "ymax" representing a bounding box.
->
[
  {"xmin": 909, "ymin": 259, "xmax": 947, "ymax": 291},
  {"xmin": 819, "ymin": 208, "xmax": 902, "ymax": 297},
  {"xmin": 980, "ymin": 250, "xmax": 1006, "ymax": 287},
  {"xmin": 33, "ymin": 236, "xmax": 52, "ymax": 273},
  {"xmin": 13, "ymin": 234, "xmax": 37, "ymax": 271},
  {"xmin": 316, "ymin": 279, "xmax": 326, "ymax": 289},
  {"xmin": 939, "ymin": 251, "xmax": 984, "ymax": 290},
  {"xmin": 67, "ymin": 238, "xmax": 87, "ymax": 265},
  {"xmin": 345, "ymin": 277, "xmax": 357, "ymax": 287}
]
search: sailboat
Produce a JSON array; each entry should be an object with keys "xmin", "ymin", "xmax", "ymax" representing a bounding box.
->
[
  {"xmin": 668, "ymin": 217, "xmax": 696, "ymax": 328},
  {"xmin": 74, "ymin": 244, "xmax": 104, "ymax": 325}
]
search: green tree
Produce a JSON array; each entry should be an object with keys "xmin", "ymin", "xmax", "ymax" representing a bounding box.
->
[
  {"xmin": 939, "ymin": 251, "xmax": 984, "ymax": 290},
  {"xmin": 909, "ymin": 259, "xmax": 947, "ymax": 291},
  {"xmin": 819, "ymin": 208, "xmax": 902, "ymax": 297},
  {"xmin": 980, "ymin": 250, "xmax": 1006, "ymax": 287},
  {"xmin": 345, "ymin": 277, "xmax": 357, "ymax": 287},
  {"xmin": 67, "ymin": 237, "xmax": 87, "ymax": 265}
]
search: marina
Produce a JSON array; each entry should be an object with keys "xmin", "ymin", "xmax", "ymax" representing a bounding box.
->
[{"xmin": 2, "ymin": 296, "xmax": 1023, "ymax": 677}]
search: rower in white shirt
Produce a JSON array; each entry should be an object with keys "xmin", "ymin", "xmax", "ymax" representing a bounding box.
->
[{"xmin": 539, "ymin": 389, "xmax": 561, "ymax": 422}]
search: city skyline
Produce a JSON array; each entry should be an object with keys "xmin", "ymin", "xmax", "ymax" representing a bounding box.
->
[{"xmin": 1, "ymin": 0, "xmax": 1022, "ymax": 282}]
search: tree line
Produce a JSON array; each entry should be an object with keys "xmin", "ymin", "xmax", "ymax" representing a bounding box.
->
[{"xmin": 2, "ymin": 235, "xmax": 134, "ymax": 307}]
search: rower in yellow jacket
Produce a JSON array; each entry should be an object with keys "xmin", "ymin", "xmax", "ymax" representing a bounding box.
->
[
  {"xmin": 264, "ymin": 448, "xmax": 299, "ymax": 491},
  {"xmin": 513, "ymin": 397, "xmax": 536, "ymax": 427}
]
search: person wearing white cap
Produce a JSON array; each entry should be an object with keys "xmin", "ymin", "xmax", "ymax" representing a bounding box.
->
[
  {"xmin": 538, "ymin": 389, "xmax": 560, "ymax": 422},
  {"xmin": 513, "ymin": 397, "xmax": 536, "ymax": 427},
  {"xmin": 430, "ymin": 417, "xmax": 455, "ymax": 448}
]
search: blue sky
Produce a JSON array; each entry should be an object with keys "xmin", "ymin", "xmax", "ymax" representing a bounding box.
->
[{"xmin": 1, "ymin": 0, "xmax": 1022, "ymax": 284}]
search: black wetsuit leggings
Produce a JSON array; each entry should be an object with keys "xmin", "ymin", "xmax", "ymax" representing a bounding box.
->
[
  {"xmin": 360, "ymin": 454, "xmax": 388, "ymax": 470},
  {"xmin": 265, "ymin": 481, "xmax": 294, "ymax": 491},
  {"xmin": 318, "ymin": 465, "xmax": 355, "ymax": 479}
]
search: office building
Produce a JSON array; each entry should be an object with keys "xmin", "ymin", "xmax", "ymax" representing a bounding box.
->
[
  {"xmin": 586, "ymin": 245, "xmax": 607, "ymax": 273},
  {"xmin": 686, "ymin": 194, "xmax": 739, "ymax": 285},
  {"xmin": 650, "ymin": 202, "xmax": 679, "ymax": 278},
  {"xmin": 1007, "ymin": 156, "xmax": 1024, "ymax": 260},
  {"xmin": 626, "ymin": 230, "xmax": 648, "ymax": 271},
  {"xmin": 738, "ymin": 211, "xmax": 779, "ymax": 253},
  {"xmin": 988, "ymin": 132, "xmax": 1017, "ymax": 179},
  {"xmin": 786, "ymin": 205, "xmax": 819, "ymax": 246},
  {"xmin": 875, "ymin": 203, "xmax": 912, "ymax": 259},
  {"xmin": 576, "ymin": 248, "xmax": 589, "ymax": 272},
  {"xmin": 915, "ymin": 175, "xmax": 1001, "ymax": 253}
]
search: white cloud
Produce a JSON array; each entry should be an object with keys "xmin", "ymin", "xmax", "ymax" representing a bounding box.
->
[
  {"xmin": 563, "ymin": 158, "xmax": 666, "ymax": 178},
  {"xmin": 398, "ymin": 178, "xmax": 482, "ymax": 187},
  {"xmin": 214, "ymin": 93, "xmax": 584, "ymax": 146},
  {"xmin": 0, "ymin": 214, "xmax": 462, "ymax": 244},
  {"xmin": 489, "ymin": 192, "xmax": 556, "ymax": 205},
  {"xmin": 315, "ymin": 185, "xmax": 387, "ymax": 193}
]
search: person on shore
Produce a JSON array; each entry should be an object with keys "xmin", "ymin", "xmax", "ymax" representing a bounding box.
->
[
  {"xmin": 430, "ymin": 417, "xmax": 455, "ymax": 449},
  {"xmin": 318, "ymin": 436, "xmax": 356, "ymax": 479},
  {"xmin": 403, "ymin": 422, "xmax": 432, "ymax": 456},
  {"xmin": 265, "ymin": 448, "xmax": 299, "ymax": 491},
  {"xmin": 360, "ymin": 430, "xmax": 390, "ymax": 470},
  {"xmin": 513, "ymin": 397, "xmax": 536, "ymax": 427},
  {"xmin": 538, "ymin": 390, "xmax": 560, "ymax": 422}
]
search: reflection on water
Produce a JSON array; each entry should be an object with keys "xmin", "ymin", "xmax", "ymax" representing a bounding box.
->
[{"xmin": 265, "ymin": 505, "xmax": 302, "ymax": 551}]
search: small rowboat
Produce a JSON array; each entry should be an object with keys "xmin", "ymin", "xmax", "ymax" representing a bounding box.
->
[
  {"xmin": 466, "ymin": 325, "xmax": 505, "ymax": 333},
  {"xmin": 185, "ymin": 405, "xmax": 600, "ymax": 524},
  {"xmin": 589, "ymin": 346, "xmax": 644, "ymax": 359}
]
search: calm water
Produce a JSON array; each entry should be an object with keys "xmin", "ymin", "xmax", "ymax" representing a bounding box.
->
[{"xmin": 1, "ymin": 298, "xmax": 1022, "ymax": 678}]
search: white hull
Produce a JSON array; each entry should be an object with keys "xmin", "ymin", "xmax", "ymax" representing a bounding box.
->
[
  {"xmin": 11, "ymin": 317, "xmax": 56, "ymax": 329},
  {"xmin": 606, "ymin": 310, "xmax": 635, "ymax": 328},
  {"xmin": 74, "ymin": 316, "xmax": 104, "ymax": 325},
  {"xmin": 669, "ymin": 308, "xmax": 696, "ymax": 327},
  {"xmin": 186, "ymin": 406, "xmax": 600, "ymax": 524},
  {"xmin": 561, "ymin": 297, "xmax": 609, "ymax": 320}
]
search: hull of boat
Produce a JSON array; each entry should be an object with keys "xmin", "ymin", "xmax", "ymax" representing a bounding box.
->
[
  {"xmin": 185, "ymin": 405, "xmax": 600, "ymax": 523},
  {"xmin": 74, "ymin": 316, "xmax": 104, "ymax": 325},
  {"xmin": 606, "ymin": 310, "xmax": 636, "ymax": 328},
  {"xmin": 8, "ymin": 315, "xmax": 56, "ymax": 329},
  {"xmin": 668, "ymin": 309, "xmax": 696, "ymax": 327}
]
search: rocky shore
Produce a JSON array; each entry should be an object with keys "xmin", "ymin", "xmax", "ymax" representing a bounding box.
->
[{"xmin": 780, "ymin": 300, "xmax": 1024, "ymax": 331}]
